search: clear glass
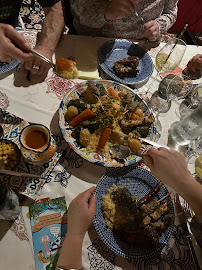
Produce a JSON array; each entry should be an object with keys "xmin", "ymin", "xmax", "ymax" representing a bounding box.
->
[
  {"xmin": 177, "ymin": 83, "xmax": 202, "ymax": 119},
  {"xmin": 169, "ymin": 104, "xmax": 202, "ymax": 146},
  {"xmin": 155, "ymin": 38, "xmax": 186, "ymax": 73},
  {"xmin": 145, "ymin": 38, "xmax": 187, "ymax": 103},
  {"xmin": 166, "ymin": 74, "xmax": 193, "ymax": 102}
]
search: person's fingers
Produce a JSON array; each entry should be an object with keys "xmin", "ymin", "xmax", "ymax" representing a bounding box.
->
[
  {"xmin": 88, "ymin": 194, "xmax": 96, "ymax": 212},
  {"xmin": 143, "ymin": 155, "xmax": 154, "ymax": 170},
  {"xmin": 3, "ymin": 40, "xmax": 32, "ymax": 62},
  {"xmin": 0, "ymin": 54, "xmax": 12, "ymax": 63},
  {"xmin": 187, "ymin": 56, "xmax": 198, "ymax": 72},
  {"xmin": 148, "ymin": 30, "xmax": 158, "ymax": 41},
  {"xmin": 80, "ymin": 187, "xmax": 96, "ymax": 202},
  {"xmin": 146, "ymin": 147, "xmax": 161, "ymax": 158},
  {"xmin": 38, "ymin": 64, "xmax": 47, "ymax": 76},
  {"xmin": 6, "ymin": 25, "xmax": 31, "ymax": 52},
  {"xmin": 144, "ymin": 21, "xmax": 154, "ymax": 30},
  {"xmin": 145, "ymin": 23, "xmax": 156, "ymax": 34},
  {"xmin": 20, "ymin": 63, "xmax": 28, "ymax": 77},
  {"xmin": 187, "ymin": 61, "xmax": 196, "ymax": 72},
  {"xmin": 30, "ymin": 57, "xmax": 43, "ymax": 74}
]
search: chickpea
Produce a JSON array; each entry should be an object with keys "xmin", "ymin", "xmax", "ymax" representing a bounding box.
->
[{"xmin": 0, "ymin": 141, "xmax": 19, "ymax": 169}]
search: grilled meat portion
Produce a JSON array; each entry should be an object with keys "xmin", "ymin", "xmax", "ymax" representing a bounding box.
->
[
  {"xmin": 139, "ymin": 199, "xmax": 160, "ymax": 218},
  {"xmin": 150, "ymin": 202, "xmax": 168, "ymax": 221},
  {"xmin": 114, "ymin": 56, "xmax": 139, "ymax": 79},
  {"xmin": 112, "ymin": 186, "xmax": 138, "ymax": 217}
]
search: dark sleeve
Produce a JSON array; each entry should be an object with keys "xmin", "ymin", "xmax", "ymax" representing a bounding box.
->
[{"xmin": 38, "ymin": 0, "xmax": 60, "ymax": 8}]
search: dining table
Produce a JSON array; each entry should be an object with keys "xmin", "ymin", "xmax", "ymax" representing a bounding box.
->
[{"xmin": 0, "ymin": 31, "xmax": 202, "ymax": 270}]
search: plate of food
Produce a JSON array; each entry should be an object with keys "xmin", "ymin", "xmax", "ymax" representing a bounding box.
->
[
  {"xmin": 93, "ymin": 166, "xmax": 174, "ymax": 259},
  {"xmin": 0, "ymin": 59, "xmax": 20, "ymax": 74},
  {"xmin": 59, "ymin": 79, "xmax": 156, "ymax": 167},
  {"xmin": 98, "ymin": 39, "xmax": 154, "ymax": 86}
]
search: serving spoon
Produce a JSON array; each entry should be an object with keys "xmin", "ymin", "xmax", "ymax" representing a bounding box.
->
[
  {"xmin": 31, "ymin": 49, "xmax": 61, "ymax": 76},
  {"xmin": 109, "ymin": 145, "xmax": 146, "ymax": 160},
  {"xmin": 109, "ymin": 139, "xmax": 170, "ymax": 160}
]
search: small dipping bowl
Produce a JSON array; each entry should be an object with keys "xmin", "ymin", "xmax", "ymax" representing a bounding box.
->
[
  {"xmin": 0, "ymin": 139, "xmax": 21, "ymax": 170},
  {"xmin": 19, "ymin": 123, "xmax": 56, "ymax": 165}
]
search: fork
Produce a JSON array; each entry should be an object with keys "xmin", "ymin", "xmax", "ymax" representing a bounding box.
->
[{"xmin": 182, "ymin": 199, "xmax": 195, "ymax": 219}]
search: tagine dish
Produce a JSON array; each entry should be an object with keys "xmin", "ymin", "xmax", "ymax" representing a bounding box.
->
[{"xmin": 59, "ymin": 80, "xmax": 156, "ymax": 167}]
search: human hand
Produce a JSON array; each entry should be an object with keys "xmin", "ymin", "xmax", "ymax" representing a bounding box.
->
[
  {"xmin": 0, "ymin": 23, "xmax": 32, "ymax": 63},
  {"xmin": 143, "ymin": 147, "xmax": 193, "ymax": 190},
  {"xmin": 105, "ymin": 0, "xmax": 137, "ymax": 21},
  {"xmin": 67, "ymin": 187, "xmax": 96, "ymax": 238},
  {"xmin": 143, "ymin": 20, "xmax": 159, "ymax": 42},
  {"xmin": 187, "ymin": 54, "xmax": 202, "ymax": 73},
  {"xmin": 21, "ymin": 45, "xmax": 52, "ymax": 76}
]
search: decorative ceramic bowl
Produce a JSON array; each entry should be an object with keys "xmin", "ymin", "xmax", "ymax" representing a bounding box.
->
[
  {"xmin": 19, "ymin": 123, "xmax": 56, "ymax": 165},
  {"xmin": 0, "ymin": 139, "xmax": 21, "ymax": 170},
  {"xmin": 59, "ymin": 79, "xmax": 156, "ymax": 167},
  {"xmin": 94, "ymin": 166, "xmax": 174, "ymax": 259},
  {"xmin": 98, "ymin": 39, "xmax": 154, "ymax": 87}
]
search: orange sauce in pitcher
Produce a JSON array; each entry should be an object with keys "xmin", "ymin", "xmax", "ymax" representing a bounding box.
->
[{"xmin": 24, "ymin": 130, "xmax": 47, "ymax": 149}]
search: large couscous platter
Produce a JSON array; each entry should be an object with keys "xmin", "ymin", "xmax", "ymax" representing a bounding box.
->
[{"xmin": 59, "ymin": 80, "xmax": 156, "ymax": 167}]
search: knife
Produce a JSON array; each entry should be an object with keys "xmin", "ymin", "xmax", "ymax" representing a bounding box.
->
[{"xmin": 175, "ymin": 194, "xmax": 200, "ymax": 270}]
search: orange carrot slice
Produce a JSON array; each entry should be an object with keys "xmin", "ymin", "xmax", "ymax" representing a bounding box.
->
[
  {"xmin": 69, "ymin": 108, "xmax": 94, "ymax": 128},
  {"xmin": 107, "ymin": 88, "xmax": 120, "ymax": 100},
  {"xmin": 96, "ymin": 128, "xmax": 112, "ymax": 153}
]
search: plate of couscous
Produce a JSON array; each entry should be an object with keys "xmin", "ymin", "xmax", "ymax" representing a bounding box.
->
[
  {"xmin": 93, "ymin": 166, "xmax": 174, "ymax": 259},
  {"xmin": 59, "ymin": 79, "xmax": 156, "ymax": 167}
]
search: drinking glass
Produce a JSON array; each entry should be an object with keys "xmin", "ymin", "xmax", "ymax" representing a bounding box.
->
[
  {"xmin": 166, "ymin": 74, "xmax": 193, "ymax": 104},
  {"xmin": 155, "ymin": 38, "xmax": 186, "ymax": 73},
  {"xmin": 150, "ymin": 74, "xmax": 192, "ymax": 117},
  {"xmin": 169, "ymin": 103, "xmax": 202, "ymax": 146},
  {"xmin": 177, "ymin": 84, "xmax": 202, "ymax": 119},
  {"xmin": 145, "ymin": 38, "xmax": 187, "ymax": 103}
]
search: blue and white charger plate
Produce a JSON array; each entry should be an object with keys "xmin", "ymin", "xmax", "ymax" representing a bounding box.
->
[
  {"xmin": 59, "ymin": 79, "xmax": 156, "ymax": 167},
  {"xmin": 94, "ymin": 166, "xmax": 174, "ymax": 259},
  {"xmin": 0, "ymin": 59, "xmax": 20, "ymax": 74},
  {"xmin": 98, "ymin": 39, "xmax": 154, "ymax": 86}
]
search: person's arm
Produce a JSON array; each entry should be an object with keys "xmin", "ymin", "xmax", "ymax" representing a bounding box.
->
[
  {"xmin": 57, "ymin": 187, "xmax": 96, "ymax": 269},
  {"xmin": 0, "ymin": 23, "xmax": 32, "ymax": 63},
  {"xmin": 144, "ymin": 148, "xmax": 202, "ymax": 221},
  {"xmin": 154, "ymin": 0, "xmax": 178, "ymax": 35},
  {"xmin": 22, "ymin": 1, "xmax": 65, "ymax": 76}
]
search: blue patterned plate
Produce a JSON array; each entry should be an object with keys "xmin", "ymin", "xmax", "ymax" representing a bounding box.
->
[
  {"xmin": 94, "ymin": 166, "xmax": 174, "ymax": 259},
  {"xmin": 59, "ymin": 79, "xmax": 156, "ymax": 167},
  {"xmin": 0, "ymin": 59, "xmax": 20, "ymax": 74},
  {"xmin": 98, "ymin": 39, "xmax": 154, "ymax": 86}
]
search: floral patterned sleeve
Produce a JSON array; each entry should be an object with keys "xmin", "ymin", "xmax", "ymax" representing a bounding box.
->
[
  {"xmin": 154, "ymin": 0, "xmax": 178, "ymax": 35},
  {"xmin": 70, "ymin": 0, "xmax": 109, "ymax": 29}
]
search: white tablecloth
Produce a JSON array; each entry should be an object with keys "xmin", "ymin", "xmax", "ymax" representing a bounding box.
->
[{"xmin": 0, "ymin": 33, "xmax": 202, "ymax": 270}]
